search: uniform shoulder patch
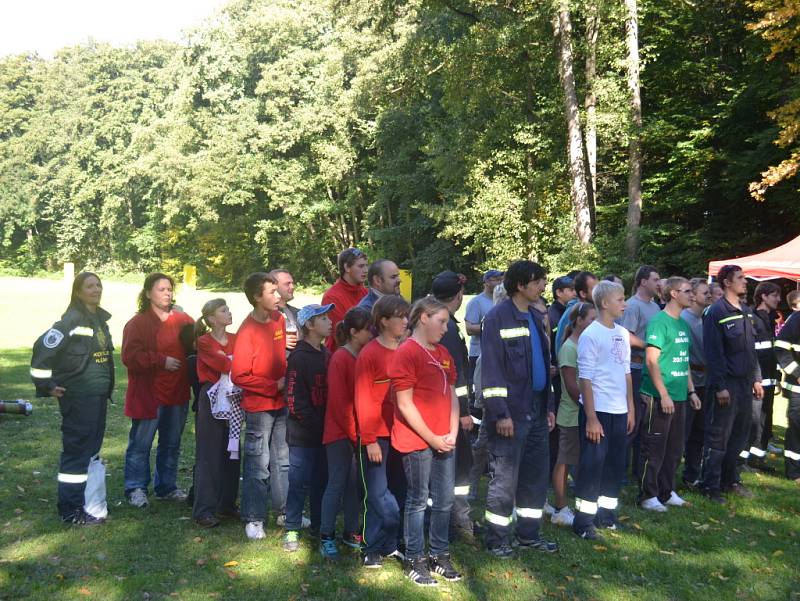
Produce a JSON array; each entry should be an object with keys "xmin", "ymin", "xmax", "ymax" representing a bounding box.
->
[{"xmin": 43, "ymin": 328, "xmax": 64, "ymax": 349}]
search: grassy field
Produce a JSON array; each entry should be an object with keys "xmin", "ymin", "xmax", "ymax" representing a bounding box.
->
[{"xmin": 1, "ymin": 277, "xmax": 799, "ymax": 600}]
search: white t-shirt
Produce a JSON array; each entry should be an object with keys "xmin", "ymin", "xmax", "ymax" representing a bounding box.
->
[{"xmin": 577, "ymin": 320, "xmax": 631, "ymax": 414}]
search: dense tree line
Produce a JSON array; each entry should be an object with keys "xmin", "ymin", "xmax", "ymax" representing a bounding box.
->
[{"xmin": 0, "ymin": 0, "xmax": 797, "ymax": 293}]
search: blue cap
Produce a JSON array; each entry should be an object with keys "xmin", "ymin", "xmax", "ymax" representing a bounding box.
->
[
  {"xmin": 483, "ymin": 269, "xmax": 504, "ymax": 282},
  {"xmin": 297, "ymin": 303, "xmax": 335, "ymax": 327}
]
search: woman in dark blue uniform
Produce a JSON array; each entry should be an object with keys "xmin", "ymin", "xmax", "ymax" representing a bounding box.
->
[{"xmin": 30, "ymin": 272, "xmax": 114, "ymax": 525}]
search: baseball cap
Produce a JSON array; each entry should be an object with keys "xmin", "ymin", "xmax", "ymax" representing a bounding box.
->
[
  {"xmin": 432, "ymin": 271, "xmax": 466, "ymax": 299},
  {"xmin": 483, "ymin": 269, "xmax": 504, "ymax": 282},
  {"xmin": 552, "ymin": 276, "xmax": 574, "ymax": 294},
  {"xmin": 297, "ymin": 303, "xmax": 335, "ymax": 327}
]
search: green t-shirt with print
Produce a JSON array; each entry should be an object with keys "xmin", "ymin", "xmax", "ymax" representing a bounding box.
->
[
  {"xmin": 639, "ymin": 311, "xmax": 691, "ymax": 401},
  {"xmin": 556, "ymin": 337, "xmax": 579, "ymax": 427}
]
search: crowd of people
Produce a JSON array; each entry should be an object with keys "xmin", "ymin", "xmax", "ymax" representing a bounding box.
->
[{"xmin": 29, "ymin": 250, "xmax": 800, "ymax": 588}]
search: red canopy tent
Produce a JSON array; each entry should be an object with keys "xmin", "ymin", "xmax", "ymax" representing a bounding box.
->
[{"xmin": 708, "ymin": 234, "xmax": 800, "ymax": 282}]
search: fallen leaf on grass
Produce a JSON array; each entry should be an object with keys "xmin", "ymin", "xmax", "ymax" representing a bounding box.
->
[
  {"xmin": 591, "ymin": 574, "xmax": 602, "ymax": 580},
  {"xmin": 78, "ymin": 588, "xmax": 91, "ymax": 596},
  {"xmin": 196, "ymin": 559, "xmax": 207, "ymax": 567},
  {"xmin": 732, "ymin": 528, "xmax": 741, "ymax": 533},
  {"xmin": 193, "ymin": 537, "xmax": 202, "ymax": 543},
  {"xmin": 658, "ymin": 550, "xmax": 675, "ymax": 556},
  {"xmin": 16, "ymin": 485, "xmax": 25, "ymax": 493},
  {"xmin": 695, "ymin": 524, "xmax": 710, "ymax": 531},
  {"xmin": 593, "ymin": 545, "xmax": 608, "ymax": 552},
  {"xmin": 768, "ymin": 530, "xmax": 776, "ymax": 537},
  {"xmin": 773, "ymin": 550, "xmax": 784, "ymax": 557},
  {"xmin": 708, "ymin": 517, "xmax": 720, "ymax": 524},
  {"xmin": 223, "ymin": 561, "xmax": 239, "ymax": 568},
  {"xmin": 618, "ymin": 515, "xmax": 630, "ymax": 522},
  {"xmin": 633, "ymin": 523, "xmax": 642, "ymax": 530},
  {"xmin": 224, "ymin": 569, "xmax": 238, "ymax": 579},
  {"xmin": 565, "ymin": 575, "xmax": 574, "ymax": 582}
]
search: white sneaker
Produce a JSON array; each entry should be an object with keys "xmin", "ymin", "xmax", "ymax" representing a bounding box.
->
[
  {"xmin": 550, "ymin": 506, "xmax": 575, "ymax": 527},
  {"xmin": 640, "ymin": 497, "xmax": 668, "ymax": 512},
  {"xmin": 245, "ymin": 521, "xmax": 266, "ymax": 540},
  {"xmin": 665, "ymin": 491, "xmax": 687, "ymax": 507},
  {"xmin": 543, "ymin": 502, "xmax": 556, "ymax": 516},
  {"xmin": 128, "ymin": 488, "xmax": 149, "ymax": 508},
  {"xmin": 275, "ymin": 514, "xmax": 311, "ymax": 528}
]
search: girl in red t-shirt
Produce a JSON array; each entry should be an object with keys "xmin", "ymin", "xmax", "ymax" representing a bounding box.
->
[
  {"xmin": 192, "ymin": 299, "xmax": 239, "ymax": 528},
  {"xmin": 319, "ymin": 307, "xmax": 373, "ymax": 559},
  {"xmin": 355, "ymin": 295, "xmax": 410, "ymax": 568},
  {"xmin": 389, "ymin": 296, "xmax": 461, "ymax": 586}
]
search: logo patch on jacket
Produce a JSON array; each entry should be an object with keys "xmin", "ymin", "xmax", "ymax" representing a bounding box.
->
[{"xmin": 43, "ymin": 329, "xmax": 64, "ymax": 349}]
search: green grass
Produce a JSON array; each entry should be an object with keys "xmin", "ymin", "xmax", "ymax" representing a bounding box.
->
[{"xmin": 2, "ymin": 347, "xmax": 799, "ymax": 600}]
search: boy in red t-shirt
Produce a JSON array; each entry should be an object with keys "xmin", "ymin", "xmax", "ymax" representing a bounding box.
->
[
  {"xmin": 231, "ymin": 272, "xmax": 287, "ymax": 541},
  {"xmin": 389, "ymin": 297, "xmax": 461, "ymax": 587}
]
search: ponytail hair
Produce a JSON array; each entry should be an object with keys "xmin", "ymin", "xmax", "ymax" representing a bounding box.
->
[
  {"xmin": 562, "ymin": 302, "xmax": 594, "ymax": 340},
  {"xmin": 408, "ymin": 296, "xmax": 448, "ymax": 331},
  {"xmin": 195, "ymin": 298, "xmax": 228, "ymax": 338},
  {"xmin": 335, "ymin": 307, "xmax": 373, "ymax": 347}
]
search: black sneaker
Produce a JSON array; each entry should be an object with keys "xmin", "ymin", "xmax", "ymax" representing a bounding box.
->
[
  {"xmin": 404, "ymin": 557, "xmax": 438, "ymax": 587},
  {"xmin": 363, "ymin": 552, "xmax": 383, "ymax": 569},
  {"xmin": 574, "ymin": 525, "xmax": 603, "ymax": 541},
  {"xmin": 703, "ymin": 489, "xmax": 727, "ymax": 505},
  {"xmin": 516, "ymin": 536, "xmax": 559, "ymax": 553},
  {"xmin": 488, "ymin": 544, "xmax": 514, "ymax": 559},
  {"xmin": 62, "ymin": 508, "xmax": 105, "ymax": 527},
  {"xmin": 429, "ymin": 553, "xmax": 462, "ymax": 581},
  {"xmin": 726, "ymin": 483, "xmax": 754, "ymax": 498}
]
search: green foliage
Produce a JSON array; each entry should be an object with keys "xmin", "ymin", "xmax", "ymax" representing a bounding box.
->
[{"xmin": 0, "ymin": 0, "xmax": 797, "ymax": 288}]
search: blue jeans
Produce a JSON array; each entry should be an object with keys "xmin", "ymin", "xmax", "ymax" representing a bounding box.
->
[
  {"xmin": 285, "ymin": 445, "xmax": 326, "ymax": 531},
  {"xmin": 359, "ymin": 437, "xmax": 401, "ymax": 555},
  {"xmin": 269, "ymin": 407, "xmax": 290, "ymax": 515},
  {"xmin": 320, "ymin": 439, "xmax": 360, "ymax": 538},
  {"xmin": 485, "ymin": 413, "xmax": 549, "ymax": 548},
  {"xmin": 402, "ymin": 447, "xmax": 455, "ymax": 560},
  {"xmin": 573, "ymin": 408, "xmax": 629, "ymax": 533},
  {"xmin": 124, "ymin": 403, "xmax": 189, "ymax": 496},
  {"xmin": 241, "ymin": 408, "xmax": 288, "ymax": 523}
]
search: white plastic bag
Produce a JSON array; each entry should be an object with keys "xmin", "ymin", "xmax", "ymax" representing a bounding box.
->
[{"xmin": 84, "ymin": 455, "xmax": 108, "ymax": 519}]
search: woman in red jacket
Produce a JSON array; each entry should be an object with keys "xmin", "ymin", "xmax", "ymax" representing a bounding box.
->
[
  {"xmin": 355, "ymin": 295, "xmax": 410, "ymax": 569},
  {"xmin": 390, "ymin": 296, "xmax": 461, "ymax": 587},
  {"xmin": 123, "ymin": 273, "xmax": 194, "ymax": 509},
  {"xmin": 319, "ymin": 307, "xmax": 373, "ymax": 559},
  {"xmin": 192, "ymin": 298, "xmax": 239, "ymax": 528}
]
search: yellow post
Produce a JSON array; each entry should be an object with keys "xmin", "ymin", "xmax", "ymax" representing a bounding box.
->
[
  {"xmin": 399, "ymin": 269, "xmax": 413, "ymax": 302},
  {"xmin": 183, "ymin": 265, "xmax": 197, "ymax": 291}
]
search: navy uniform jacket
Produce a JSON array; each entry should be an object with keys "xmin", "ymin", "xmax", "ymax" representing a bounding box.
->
[
  {"xmin": 703, "ymin": 297, "xmax": 761, "ymax": 392},
  {"xmin": 481, "ymin": 298, "xmax": 552, "ymax": 422},
  {"xmin": 440, "ymin": 314, "xmax": 471, "ymax": 417},
  {"xmin": 775, "ymin": 312, "xmax": 800, "ymax": 395},
  {"xmin": 753, "ymin": 308, "xmax": 778, "ymax": 386}
]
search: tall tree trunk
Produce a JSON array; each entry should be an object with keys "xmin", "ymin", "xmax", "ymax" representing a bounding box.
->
[
  {"xmin": 624, "ymin": 0, "xmax": 643, "ymax": 259},
  {"xmin": 584, "ymin": 0, "xmax": 599, "ymax": 224},
  {"xmin": 554, "ymin": 2, "xmax": 592, "ymax": 245}
]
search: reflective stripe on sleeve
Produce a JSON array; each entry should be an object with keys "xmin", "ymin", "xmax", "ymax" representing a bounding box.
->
[
  {"xmin": 484, "ymin": 510, "xmax": 512, "ymax": 526},
  {"xmin": 718, "ymin": 315, "xmax": 744, "ymax": 325},
  {"xmin": 454, "ymin": 485, "xmax": 470, "ymax": 496},
  {"xmin": 455, "ymin": 386, "xmax": 469, "ymax": 397},
  {"xmin": 775, "ymin": 340, "xmax": 800, "ymax": 352},
  {"xmin": 784, "ymin": 382, "xmax": 800, "ymax": 393},
  {"xmin": 749, "ymin": 447, "xmax": 766, "ymax": 458},
  {"xmin": 499, "ymin": 327, "xmax": 530, "ymax": 339},
  {"xmin": 483, "ymin": 387, "xmax": 508, "ymax": 398},
  {"xmin": 30, "ymin": 368, "xmax": 53, "ymax": 378},
  {"xmin": 784, "ymin": 361, "xmax": 799, "ymax": 376},
  {"xmin": 575, "ymin": 498, "xmax": 598, "ymax": 515},
  {"xmin": 739, "ymin": 450, "xmax": 750, "ymax": 459},
  {"xmin": 69, "ymin": 326, "xmax": 94, "ymax": 337},
  {"xmin": 58, "ymin": 472, "xmax": 88, "ymax": 484},
  {"xmin": 516, "ymin": 507, "xmax": 543, "ymax": 519},
  {"xmin": 755, "ymin": 341, "xmax": 773, "ymax": 350},
  {"xmin": 761, "ymin": 379, "xmax": 777, "ymax": 387},
  {"xmin": 597, "ymin": 496, "xmax": 618, "ymax": 510}
]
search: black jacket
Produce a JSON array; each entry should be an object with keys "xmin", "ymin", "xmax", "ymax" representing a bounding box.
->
[
  {"xmin": 30, "ymin": 303, "xmax": 114, "ymax": 398},
  {"xmin": 753, "ymin": 308, "xmax": 778, "ymax": 385},
  {"xmin": 775, "ymin": 312, "xmax": 800, "ymax": 395},
  {"xmin": 703, "ymin": 297, "xmax": 761, "ymax": 391},
  {"xmin": 286, "ymin": 340, "xmax": 329, "ymax": 447},
  {"xmin": 439, "ymin": 314, "xmax": 472, "ymax": 417}
]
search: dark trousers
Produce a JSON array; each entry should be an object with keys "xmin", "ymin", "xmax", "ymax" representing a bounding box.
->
[
  {"xmin": 748, "ymin": 384, "xmax": 775, "ymax": 456},
  {"xmin": 637, "ymin": 395, "xmax": 686, "ymax": 503},
  {"xmin": 57, "ymin": 395, "xmax": 107, "ymax": 518},
  {"xmin": 785, "ymin": 391, "xmax": 800, "ymax": 480},
  {"xmin": 285, "ymin": 445, "xmax": 327, "ymax": 531},
  {"xmin": 484, "ymin": 413, "xmax": 550, "ymax": 549},
  {"xmin": 700, "ymin": 378, "xmax": 753, "ymax": 492},
  {"xmin": 359, "ymin": 437, "xmax": 401, "ymax": 555},
  {"xmin": 683, "ymin": 386, "xmax": 705, "ymax": 484},
  {"xmin": 452, "ymin": 427, "xmax": 474, "ymax": 528},
  {"xmin": 320, "ymin": 438, "xmax": 360, "ymax": 538},
  {"xmin": 573, "ymin": 409, "xmax": 628, "ymax": 533},
  {"xmin": 402, "ymin": 447, "xmax": 455, "ymax": 560},
  {"xmin": 628, "ymin": 368, "xmax": 645, "ymax": 479},
  {"xmin": 192, "ymin": 384, "xmax": 240, "ymax": 520},
  {"xmin": 468, "ymin": 418, "xmax": 489, "ymax": 501}
]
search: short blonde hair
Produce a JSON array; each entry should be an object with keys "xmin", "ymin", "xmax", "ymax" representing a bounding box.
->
[{"xmin": 591, "ymin": 280, "xmax": 624, "ymax": 310}]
